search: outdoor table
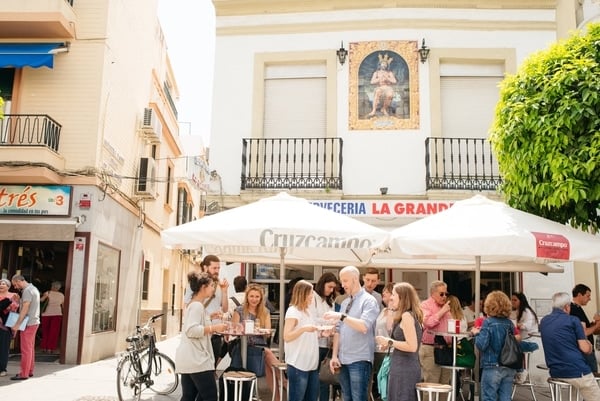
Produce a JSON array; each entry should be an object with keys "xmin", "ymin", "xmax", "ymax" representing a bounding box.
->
[
  {"xmin": 219, "ymin": 328, "xmax": 273, "ymax": 368},
  {"xmin": 432, "ymin": 330, "xmax": 472, "ymax": 401}
]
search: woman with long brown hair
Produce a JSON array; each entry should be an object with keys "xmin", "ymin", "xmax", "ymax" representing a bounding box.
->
[{"xmin": 376, "ymin": 282, "xmax": 423, "ymax": 401}]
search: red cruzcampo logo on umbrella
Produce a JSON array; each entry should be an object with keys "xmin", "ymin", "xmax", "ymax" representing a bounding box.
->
[{"xmin": 532, "ymin": 232, "xmax": 570, "ymax": 260}]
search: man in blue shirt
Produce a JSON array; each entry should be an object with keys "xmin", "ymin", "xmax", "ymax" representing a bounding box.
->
[
  {"xmin": 325, "ymin": 266, "xmax": 379, "ymax": 401},
  {"xmin": 540, "ymin": 292, "xmax": 600, "ymax": 400}
]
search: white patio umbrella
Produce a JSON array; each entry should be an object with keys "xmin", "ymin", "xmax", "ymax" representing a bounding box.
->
[
  {"xmin": 161, "ymin": 192, "xmax": 389, "ymax": 355},
  {"xmin": 383, "ymin": 195, "xmax": 600, "ymax": 315}
]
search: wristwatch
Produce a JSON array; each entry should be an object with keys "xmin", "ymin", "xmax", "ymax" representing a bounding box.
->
[
  {"xmin": 388, "ymin": 339, "xmax": 394, "ymax": 347},
  {"xmin": 340, "ymin": 313, "xmax": 347, "ymax": 322}
]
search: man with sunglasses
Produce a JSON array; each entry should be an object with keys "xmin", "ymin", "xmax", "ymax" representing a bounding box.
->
[
  {"xmin": 324, "ymin": 266, "xmax": 379, "ymax": 401},
  {"xmin": 420, "ymin": 280, "xmax": 452, "ymax": 393}
]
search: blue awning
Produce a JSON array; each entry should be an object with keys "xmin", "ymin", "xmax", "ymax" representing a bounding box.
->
[{"xmin": 0, "ymin": 43, "xmax": 63, "ymax": 69}]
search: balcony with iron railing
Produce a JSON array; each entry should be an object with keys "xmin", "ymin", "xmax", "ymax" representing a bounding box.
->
[
  {"xmin": 241, "ymin": 137, "xmax": 343, "ymax": 190},
  {"xmin": 239, "ymin": 136, "xmax": 500, "ymax": 192},
  {"xmin": 426, "ymin": 137, "xmax": 502, "ymax": 191},
  {"xmin": 0, "ymin": 114, "xmax": 66, "ymax": 172}
]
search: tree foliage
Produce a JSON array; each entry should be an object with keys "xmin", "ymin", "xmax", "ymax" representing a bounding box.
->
[{"xmin": 490, "ymin": 23, "xmax": 600, "ymax": 232}]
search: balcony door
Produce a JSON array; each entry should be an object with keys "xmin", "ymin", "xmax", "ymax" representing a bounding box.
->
[
  {"xmin": 438, "ymin": 62, "xmax": 504, "ymax": 182},
  {"xmin": 261, "ymin": 63, "xmax": 327, "ymax": 179},
  {"xmin": 0, "ymin": 68, "xmax": 15, "ymax": 113}
]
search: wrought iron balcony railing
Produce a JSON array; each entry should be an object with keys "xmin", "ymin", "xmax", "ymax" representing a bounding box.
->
[
  {"xmin": 426, "ymin": 137, "xmax": 502, "ymax": 191},
  {"xmin": 0, "ymin": 114, "xmax": 62, "ymax": 152},
  {"xmin": 241, "ymin": 137, "xmax": 343, "ymax": 190}
]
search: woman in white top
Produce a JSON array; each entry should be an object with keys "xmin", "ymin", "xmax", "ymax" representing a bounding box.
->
[
  {"xmin": 176, "ymin": 272, "xmax": 228, "ymax": 401},
  {"xmin": 511, "ymin": 292, "xmax": 539, "ymax": 337},
  {"xmin": 511, "ymin": 292, "xmax": 540, "ymax": 384},
  {"xmin": 40, "ymin": 281, "xmax": 64, "ymax": 353},
  {"xmin": 284, "ymin": 280, "xmax": 320, "ymax": 401},
  {"xmin": 313, "ymin": 272, "xmax": 339, "ymax": 401}
]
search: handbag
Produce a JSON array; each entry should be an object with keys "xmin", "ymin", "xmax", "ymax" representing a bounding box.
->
[
  {"xmin": 319, "ymin": 348, "xmax": 339, "ymax": 385},
  {"xmin": 433, "ymin": 335, "xmax": 475, "ymax": 368},
  {"xmin": 499, "ymin": 326, "xmax": 523, "ymax": 369},
  {"xmin": 377, "ymin": 346, "xmax": 392, "ymax": 401},
  {"xmin": 433, "ymin": 335, "xmax": 453, "ymax": 366}
]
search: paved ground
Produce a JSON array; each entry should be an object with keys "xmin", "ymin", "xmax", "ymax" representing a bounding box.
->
[{"xmin": 0, "ymin": 335, "xmax": 554, "ymax": 401}]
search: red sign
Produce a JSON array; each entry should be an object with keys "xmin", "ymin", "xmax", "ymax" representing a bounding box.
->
[{"xmin": 532, "ymin": 232, "xmax": 570, "ymax": 260}]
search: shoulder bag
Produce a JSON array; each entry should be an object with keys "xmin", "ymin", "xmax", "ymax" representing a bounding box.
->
[
  {"xmin": 499, "ymin": 326, "xmax": 523, "ymax": 369},
  {"xmin": 319, "ymin": 347, "xmax": 339, "ymax": 385},
  {"xmin": 433, "ymin": 335, "xmax": 475, "ymax": 368}
]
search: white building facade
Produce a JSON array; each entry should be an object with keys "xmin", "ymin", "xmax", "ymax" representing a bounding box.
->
[{"xmin": 206, "ymin": 0, "xmax": 600, "ymax": 378}]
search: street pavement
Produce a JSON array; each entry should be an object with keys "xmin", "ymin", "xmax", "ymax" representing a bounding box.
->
[{"xmin": 0, "ymin": 334, "xmax": 555, "ymax": 401}]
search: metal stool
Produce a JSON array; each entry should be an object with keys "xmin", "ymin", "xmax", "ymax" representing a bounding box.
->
[
  {"xmin": 416, "ymin": 382, "xmax": 453, "ymax": 401},
  {"xmin": 512, "ymin": 351, "xmax": 537, "ymax": 401},
  {"xmin": 270, "ymin": 361, "xmax": 287, "ymax": 401},
  {"xmin": 547, "ymin": 378, "xmax": 579, "ymax": 401},
  {"xmin": 223, "ymin": 371, "xmax": 258, "ymax": 401}
]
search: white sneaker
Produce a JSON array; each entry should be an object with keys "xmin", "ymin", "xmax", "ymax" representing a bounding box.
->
[
  {"xmin": 0, "ymin": 371, "xmax": 7, "ymax": 377},
  {"xmin": 514, "ymin": 370, "xmax": 528, "ymax": 384}
]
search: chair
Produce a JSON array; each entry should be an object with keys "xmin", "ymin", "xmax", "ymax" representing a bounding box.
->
[
  {"xmin": 270, "ymin": 361, "xmax": 287, "ymax": 401},
  {"xmin": 415, "ymin": 382, "xmax": 453, "ymax": 401},
  {"xmin": 511, "ymin": 351, "xmax": 537, "ymax": 401},
  {"xmin": 547, "ymin": 378, "xmax": 579, "ymax": 401},
  {"xmin": 223, "ymin": 370, "xmax": 258, "ymax": 401}
]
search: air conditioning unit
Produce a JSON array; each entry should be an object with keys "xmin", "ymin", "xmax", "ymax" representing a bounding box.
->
[
  {"xmin": 135, "ymin": 157, "xmax": 157, "ymax": 198},
  {"xmin": 140, "ymin": 108, "xmax": 162, "ymax": 143}
]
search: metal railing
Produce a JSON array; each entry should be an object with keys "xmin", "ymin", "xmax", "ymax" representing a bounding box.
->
[
  {"xmin": 426, "ymin": 137, "xmax": 502, "ymax": 191},
  {"xmin": 0, "ymin": 114, "xmax": 62, "ymax": 152},
  {"xmin": 241, "ymin": 137, "xmax": 343, "ymax": 190}
]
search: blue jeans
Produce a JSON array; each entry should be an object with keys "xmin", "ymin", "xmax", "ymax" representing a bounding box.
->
[
  {"xmin": 481, "ymin": 366, "xmax": 515, "ymax": 401},
  {"xmin": 338, "ymin": 360, "xmax": 372, "ymax": 401},
  {"xmin": 287, "ymin": 364, "xmax": 319, "ymax": 401},
  {"xmin": 318, "ymin": 347, "xmax": 331, "ymax": 401}
]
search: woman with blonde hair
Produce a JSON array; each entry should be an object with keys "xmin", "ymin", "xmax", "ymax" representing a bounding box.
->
[
  {"xmin": 473, "ymin": 291, "xmax": 520, "ymax": 401},
  {"xmin": 284, "ymin": 280, "xmax": 320, "ymax": 401},
  {"xmin": 376, "ymin": 282, "xmax": 423, "ymax": 401},
  {"xmin": 447, "ymin": 295, "xmax": 468, "ymax": 333},
  {"xmin": 232, "ymin": 283, "xmax": 281, "ymax": 398}
]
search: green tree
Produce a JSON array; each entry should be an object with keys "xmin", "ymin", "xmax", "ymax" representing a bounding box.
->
[{"xmin": 490, "ymin": 23, "xmax": 600, "ymax": 232}]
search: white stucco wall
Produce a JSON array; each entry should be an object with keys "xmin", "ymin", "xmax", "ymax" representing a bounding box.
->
[{"xmin": 210, "ymin": 7, "xmax": 557, "ymax": 196}]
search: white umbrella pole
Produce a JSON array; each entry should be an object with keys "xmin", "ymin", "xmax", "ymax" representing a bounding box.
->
[
  {"xmin": 475, "ymin": 255, "xmax": 481, "ymax": 317},
  {"xmin": 279, "ymin": 247, "xmax": 286, "ymax": 359}
]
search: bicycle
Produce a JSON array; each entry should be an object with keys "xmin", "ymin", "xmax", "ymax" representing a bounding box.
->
[{"xmin": 116, "ymin": 313, "xmax": 179, "ymax": 401}]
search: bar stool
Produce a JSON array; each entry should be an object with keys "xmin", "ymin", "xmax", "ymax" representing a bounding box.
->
[
  {"xmin": 547, "ymin": 378, "xmax": 579, "ymax": 401},
  {"xmin": 223, "ymin": 370, "xmax": 258, "ymax": 401},
  {"xmin": 270, "ymin": 361, "xmax": 287, "ymax": 401},
  {"xmin": 416, "ymin": 382, "xmax": 453, "ymax": 401},
  {"xmin": 511, "ymin": 351, "xmax": 537, "ymax": 401}
]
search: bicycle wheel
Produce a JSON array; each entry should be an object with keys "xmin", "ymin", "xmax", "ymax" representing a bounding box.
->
[
  {"xmin": 116, "ymin": 354, "xmax": 142, "ymax": 401},
  {"xmin": 141, "ymin": 351, "xmax": 179, "ymax": 395}
]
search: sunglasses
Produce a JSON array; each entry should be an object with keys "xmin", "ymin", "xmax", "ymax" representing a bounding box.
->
[
  {"xmin": 344, "ymin": 296, "xmax": 354, "ymax": 314},
  {"xmin": 439, "ymin": 292, "xmax": 449, "ymax": 297}
]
